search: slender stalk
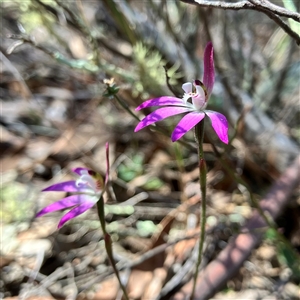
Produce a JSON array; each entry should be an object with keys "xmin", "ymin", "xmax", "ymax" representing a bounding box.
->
[
  {"xmin": 96, "ymin": 198, "xmax": 129, "ymax": 300},
  {"xmin": 114, "ymin": 94, "xmax": 141, "ymax": 122},
  {"xmin": 191, "ymin": 119, "xmax": 207, "ymax": 300}
]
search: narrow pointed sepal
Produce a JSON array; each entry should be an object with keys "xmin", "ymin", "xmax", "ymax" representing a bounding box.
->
[
  {"xmin": 135, "ymin": 96, "xmax": 184, "ymax": 111},
  {"xmin": 134, "ymin": 107, "xmax": 191, "ymax": 132},
  {"xmin": 171, "ymin": 112, "xmax": 205, "ymax": 142},
  {"xmin": 205, "ymin": 111, "xmax": 228, "ymax": 144},
  {"xmin": 203, "ymin": 42, "xmax": 215, "ymax": 97},
  {"xmin": 58, "ymin": 202, "xmax": 95, "ymax": 228}
]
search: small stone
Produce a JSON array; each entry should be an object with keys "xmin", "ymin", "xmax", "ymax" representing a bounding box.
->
[
  {"xmin": 280, "ymin": 267, "xmax": 293, "ymax": 281},
  {"xmin": 283, "ymin": 282, "xmax": 300, "ymax": 299},
  {"xmin": 2, "ymin": 262, "xmax": 24, "ymax": 284},
  {"xmin": 257, "ymin": 244, "xmax": 276, "ymax": 260},
  {"xmin": 17, "ymin": 239, "xmax": 52, "ymax": 257},
  {"xmin": 247, "ymin": 276, "xmax": 272, "ymax": 290}
]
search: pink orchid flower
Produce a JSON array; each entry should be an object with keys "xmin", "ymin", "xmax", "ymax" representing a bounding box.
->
[
  {"xmin": 36, "ymin": 145, "xmax": 110, "ymax": 228},
  {"xmin": 134, "ymin": 42, "xmax": 228, "ymax": 144}
]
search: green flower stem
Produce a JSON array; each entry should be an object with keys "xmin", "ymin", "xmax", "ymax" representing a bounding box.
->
[
  {"xmin": 191, "ymin": 119, "xmax": 207, "ymax": 300},
  {"xmin": 96, "ymin": 198, "xmax": 129, "ymax": 300},
  {"xmin": 114, "ymin": 94, "xmax": 141, "ymax": 122}
]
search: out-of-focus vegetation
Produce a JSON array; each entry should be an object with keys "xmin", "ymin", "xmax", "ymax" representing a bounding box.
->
[{"xmin": 1, "ymin": 0, "xmax": 299, "ymax": 299}]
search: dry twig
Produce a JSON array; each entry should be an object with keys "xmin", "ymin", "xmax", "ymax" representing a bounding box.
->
[{"xmin": 180, "ymin": 0, "xmax": 300, "ymax": 45}]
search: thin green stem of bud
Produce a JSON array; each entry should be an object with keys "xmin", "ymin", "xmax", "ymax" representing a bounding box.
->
[
  {"xmin": 114, "ymin": 94, "xmax": 141, "ymax": 122},
  {"xmin": 96, "ymin": 198, "xmax": 129, "ymax": 300}
]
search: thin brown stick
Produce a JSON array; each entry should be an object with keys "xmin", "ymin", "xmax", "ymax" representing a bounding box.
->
[
  {"xmin": 248, "ymin": 0, "xmax": 300, "ymax": 45},
  {"xmin": 181, "ymin": 0, "xmax": 300, "ymax": 21},
  {"xmin": 181, "ymin": 0, "xmax": 256, "ymax": 10},
  {"xmin": 249, "ymin": 0, "xmax": 300, "ymax": 22}
]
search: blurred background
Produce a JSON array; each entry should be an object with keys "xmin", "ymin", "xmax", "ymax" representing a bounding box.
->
[{"xmin": 1, "ymin": 0, "xmax": 299, "ymax": 299}]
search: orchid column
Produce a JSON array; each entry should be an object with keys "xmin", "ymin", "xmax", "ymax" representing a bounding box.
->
[{"xmin": 134, "ymin": 42, "xmax": 228, "ymax": 299}]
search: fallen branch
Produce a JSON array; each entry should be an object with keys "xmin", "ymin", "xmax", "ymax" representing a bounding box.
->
[
  {"xmin": 180, "ymin": 0, "xmax": 300, "ymax": 45},
  {"xmin": 171, "ymin": 154, "xmax": 300, "ymax": 299}
]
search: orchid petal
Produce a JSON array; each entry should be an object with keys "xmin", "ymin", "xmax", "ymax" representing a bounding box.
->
[
  {"xmin": 205, "ymin": 110, "xmax": 228, "ymax": 144},
  {"xmin": 134, "ymin": 107, "xmax": 192, "ymax": 132},
  {"xmin": 182, "ymin": 82, "xmax": 192, "ymax": 94},
  {"xmin": 203, "ymin": 42, "xmax": 215, "ymax": 97},
  {"xmin": 171, "ymin": 112, "xmax": 205, "ymax": 142},
  {"xmin": 72, "ymin": 167, "xmax": 89, "ymax": 175},
  {"xmin": 42, "ymin": 181, "xmax": 92, "ymax": 193},
  {"xmin": 58, "ymin": 201, "xmax": 95, "ymax": 228},
  {"xmin": 135, "ymin": 96, "xmax": 185, "ymax": 111},
  {"xmin": 36, "ymin": 194, "xmax": 95, "ymax": 217}
]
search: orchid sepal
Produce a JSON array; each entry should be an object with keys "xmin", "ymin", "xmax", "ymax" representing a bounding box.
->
[{"xmin": 203, "ymin": 41, "xmax": 215, "ymax": 97}]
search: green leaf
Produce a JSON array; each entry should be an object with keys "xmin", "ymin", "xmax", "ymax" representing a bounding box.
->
[{"xmin": 142, "ymin": 177, "xmax": 163, "ymax": 190}]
